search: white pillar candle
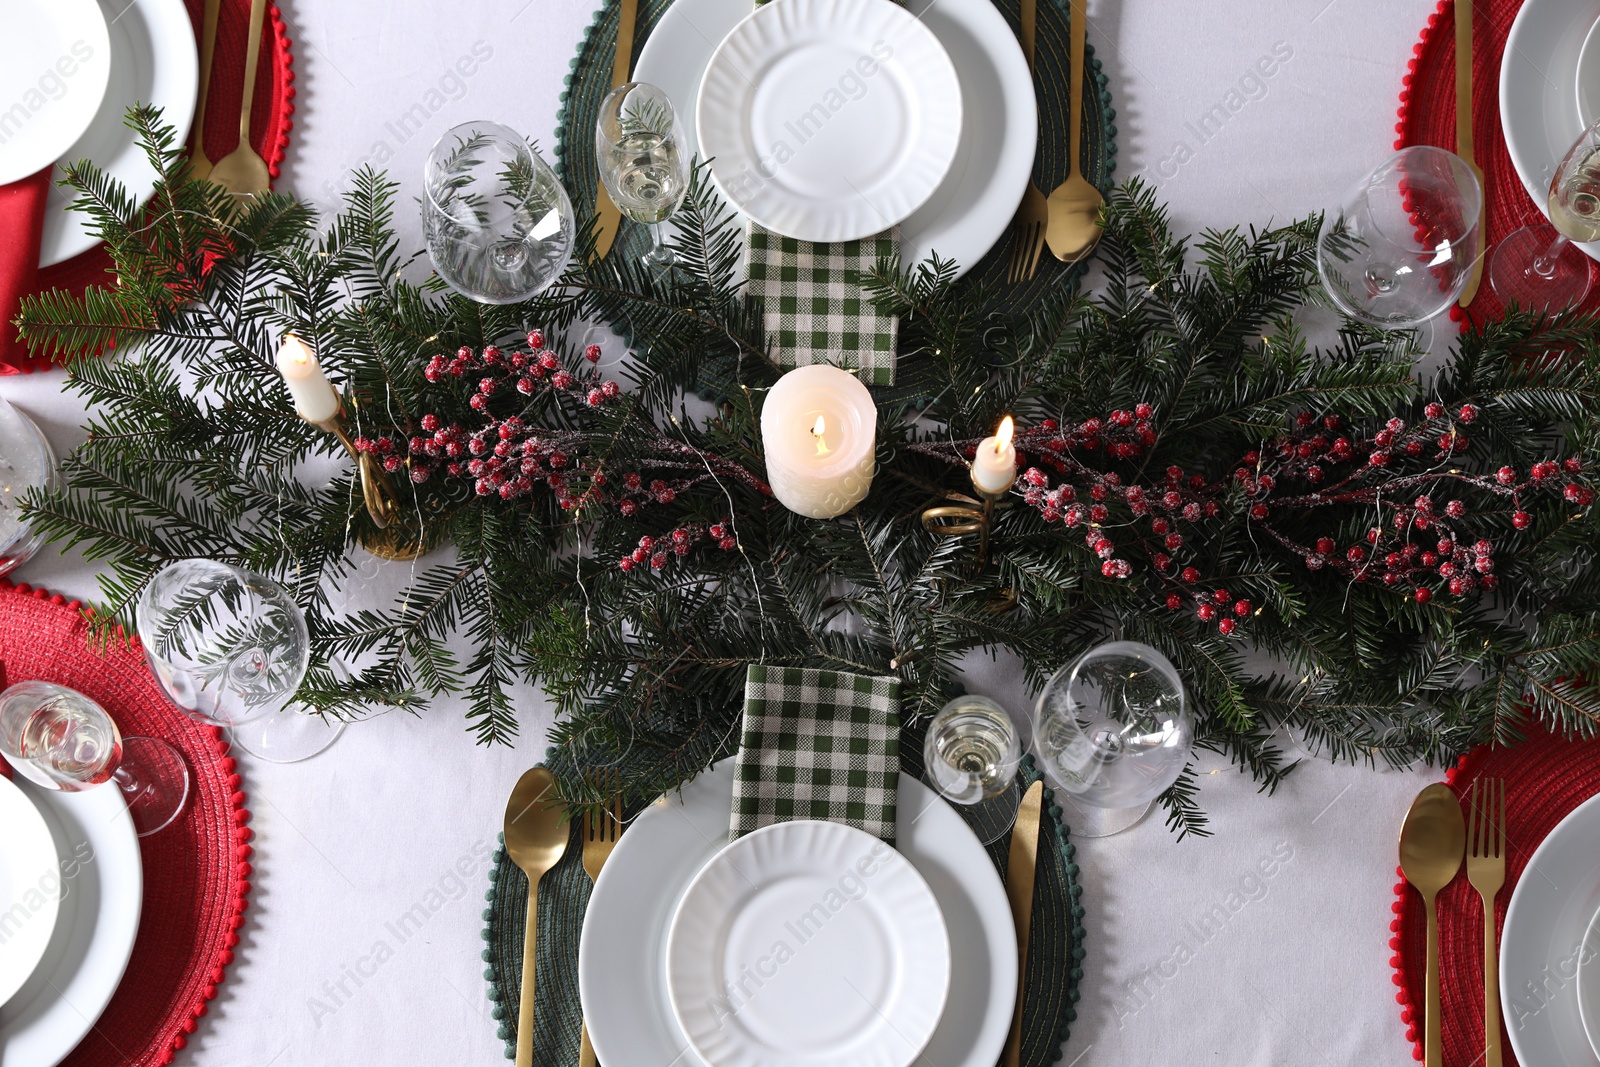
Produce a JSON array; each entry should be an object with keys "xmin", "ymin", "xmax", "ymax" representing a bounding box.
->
[
  {"xmin": 275, "ymin": 334, "xmax": 340, "ymax": 422},
  {"xmin": 971, "ymin": 415, "xmax": 1016, "ymax": 495},
  {"xmin": 760, "ymin": 365, "xmax": 877, "ymax": 519}
]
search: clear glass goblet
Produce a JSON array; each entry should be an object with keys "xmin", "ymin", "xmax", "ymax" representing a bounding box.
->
[
  {"xmin": 595, "ymin": 82, "xmax": 692, "ymax": 270},
  {"xmin": 226, "ymin": 657, "xmax": 361, "ymax": 764},
  {"xmin": 1489, "ymin": 117, "xmax": 1600, "ymax": 315},
  {"xmin": 1032, "ymin": 641, "xmax": 1193, "ymax": 837},
  {"xmin": 135, "ymin": 559, "xmax": 310, "ymax": 730},
  {"xmin": 423, "ymin": 120, "xmax": 576, "ymax": 304},
  {"xmin": 1317, "ymin": 145, "xmax": 1483, "ymax": 330},
  {"xmin": 922, "ymin": 694, "xmax": 1022, "ymax": 845},
  {"xmin": 0, "ymin": 680, "xmax": 189, "ymax": 837},
  {"xmin": 0, "ymin": 397, "xmax": 58, "ymax": 578}
]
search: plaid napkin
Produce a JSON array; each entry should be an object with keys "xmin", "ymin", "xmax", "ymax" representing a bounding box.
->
[
  {"xmin": 747, "ymin": 227, "xmax": 899, "ymax": 386},
  {"xmin": 731, "ymin": 664, "xmax": 902, "ymax": 843}
]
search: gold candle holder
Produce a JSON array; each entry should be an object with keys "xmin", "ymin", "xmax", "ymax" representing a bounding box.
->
[
  {"xmin": 298, "ymin": 400, "xmax": 424, "ymax": 561},
  {"xmin": 920, "ymin": 465, "xmax": 1016, "ymax": 566}
]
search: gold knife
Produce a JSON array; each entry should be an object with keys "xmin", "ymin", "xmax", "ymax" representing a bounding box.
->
[
  {"xmin": 1002, "ymin": 780, "xmax": 1044, "ymax": 1067},
  {"xmin": 591, "ymin": 0, "xmax": 639, "ymax": 261},
  {"xmin": 1456, "ymin": 0, "xmax": 1485, "ymax": 307}
]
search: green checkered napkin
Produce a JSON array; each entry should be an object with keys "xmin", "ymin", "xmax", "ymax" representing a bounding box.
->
[
  {"xmin": 731, "ymin": 664, "xmax": 902, "ymax": 843},
  {"xmin": 746, "ymin": 226, "xmax": 899, "ymax": 387}
]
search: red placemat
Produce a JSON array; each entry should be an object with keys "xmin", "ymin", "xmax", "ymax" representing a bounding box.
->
[
  {"xmin": 0, "ymin": 580, "xmax": 252, "ymax": 1067},
  {"xmin": 1389, "ymin": 728, "xmax": 1600, "ymax": 1065},
  {"xmin": 1395, "ymin": 0, "xmax": 1600, "ymax": 332},
  {"xmin": 5, "ymin": 0, "xmax": 297, "ymax": 375}
]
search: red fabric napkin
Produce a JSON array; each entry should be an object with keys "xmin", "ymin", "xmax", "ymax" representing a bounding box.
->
[{"xmin": 0, "ymin": 168, "xmax": 53, "ymax": 375}]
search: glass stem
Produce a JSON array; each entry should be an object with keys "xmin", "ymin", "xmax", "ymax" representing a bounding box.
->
[
  {"xmin": 647, "ymin": 223, "xmax": 669, "ymax": 265},
  {"xmin": 1529, "ymin": 234, "xmax": 1571, "ymax": 279}
]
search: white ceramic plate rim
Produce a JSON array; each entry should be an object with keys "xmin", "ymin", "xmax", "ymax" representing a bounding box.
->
[
  {"xmin": 665, "ymin": 819, "xmax": 950, "ymax": 1067},
  {"xmin": 578, "ymin": 758, "xmax": 1017, "ymax": 1067},
  {"xmin": 41, "ymin": 0, "xmax": 199, "ymax": 267},
  {"xmin": 1499, "ymin": 0, "xmax": 1600, "ymax": 263},
  {"xmin": 0, "ymin": 0, "xmax": 113, "ymax": 186},
  {"xmin": 0, "ymin": 777, "xmax": 143, "ymax": 1067},
  {"xmin": 1577, "ymin": 14, "xmax": 1600, "ymax": 131},
  {"xmin": 1500, "ymin": 791, "xmax": 1600, "ymax": 1066},
  {"xmin": 695, "ymin": 0, "xmax": 963, "ymax": 242},
  {"xmin": 1576, "ymin": 901, "xmax": 1600, "ymax": 1059},
  {"xmin": 635, "ymin": 0, "xmax": 1034, "ymax": 276},
  {"xmin": 0, "ymin": 776, "xmax": 61, "ymax": 1009}
]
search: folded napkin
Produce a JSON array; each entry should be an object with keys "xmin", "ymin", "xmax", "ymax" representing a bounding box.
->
[
  {"xmin": 747, "ymin": 226, "xmax": 900, "ymax": 386},
  {"xmin": 731, "ymin": 664, "xmax": 901, "ymax": 843},
  {"xmin": 0, "ymin": 169, "xmax": 52, "ymax": 374}
]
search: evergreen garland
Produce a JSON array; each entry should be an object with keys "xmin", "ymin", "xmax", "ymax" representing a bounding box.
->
[{"xmin": 17, "ymin": 111, "xmax": 1600, "ymax": 836}]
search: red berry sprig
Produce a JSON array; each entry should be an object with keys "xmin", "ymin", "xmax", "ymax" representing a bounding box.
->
[{"xmin": 616, "ymin": 522, "xmax": 739, "ymax": 574}]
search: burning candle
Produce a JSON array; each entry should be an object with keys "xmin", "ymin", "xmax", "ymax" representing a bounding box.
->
[
  {"xmin": 971, "ymin": 415, "xmax": 1016, "ymax": 495},
  {"xmin": 760, "ymin": 365, "xmax": 876, "ymax": 519},
  {"xmin": 275, "ymin": 334, "xmax": 340, "ymax": 422}
]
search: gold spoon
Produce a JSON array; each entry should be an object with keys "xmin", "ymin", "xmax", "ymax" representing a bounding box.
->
[
  {"xmin": 503, "ymin": 767, "xmax": 570, "ymax": 1067},
  {"xmin": 1399, "ymin": 783, "xmax": 1465, "ymax": 1067},
  {"xmin": 1043, "ymin": 0, "xmax": 1105, "ymax": 262},
  {"xmin": 207, "ymin": 0, "xmax": 273, "ymax": 198}
]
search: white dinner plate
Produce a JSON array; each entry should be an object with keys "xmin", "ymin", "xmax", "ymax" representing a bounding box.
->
[
  {"xmin": 1501, "ymin": 792, "xmax": 1600, "ymax": 1066},
  {"xmin": 579, "ymin": 759, "xmax": 1017, "ymax": 1067},
  {"xmin": 696, "ymin": 0, "xmax": 963, "ymax": 243},
  {"xmin": 0, "ymin": 777, "xmax": 59, "ymax": 1009},
  {"xmin": 1500, "ymin": 0, "xmax": 1600, "ymax": 263},
  {"xmin": 666, "ymin": 820, "xmax": 950, "ymax": 1067},
  {"xmin": 0, "ymin": 0, "xmax": 112, "ymax": 186},
  {"xmin": 1577, "ymin": 902, "xmax": 1600, "ymax": 1058},
  {"xmin": 0, "ymin": 778, "xmax": 143, "ymax": 1067},
  {"xmin": 1577, "ymin": 14, "xmax": 1600, "ymax": 129},
  {"xmin": 635, "ymin": 0, "xmax": 1034, "ymax": 276},
  {"xmin": 41, "ymin": 0, "xmax": 199, "ymax": 267}
]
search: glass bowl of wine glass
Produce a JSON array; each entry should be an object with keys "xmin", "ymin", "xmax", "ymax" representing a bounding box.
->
[
  {"xmin": 1489, "ymin": 117, "xmax": 1600, "ymax": 315},
  {"xmin": 595, "ymin": 82, "xmax": 692, "ymax": 270},
  {"xmin": 1031, "ymin": 641, "xmax": 1193, "ymax": 837},
  {"xmin": 1316, "ymin": 145, "xmax": 1482, "ymax": 329},
  {"xmin": 921, "ymin": 694, "xmax": 1022, "ymax": 845},
  {"xmin": 423, "ymin": 120, "xmax": 576, "ymax": 304},
  {"xmin": 135, "ymin": 559, "xmax": 310, "ymax": 730}
]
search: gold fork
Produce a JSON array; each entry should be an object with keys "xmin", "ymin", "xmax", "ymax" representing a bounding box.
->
[
  {"xmin": 1466, "ymin": 777, "xmax": 1505, "ymax": 1067},
  {"xmin": 578, "ymin": 786, "xmax": 625, "ymax": 1067},
  {"xmin": 1005, "ymin": 0, "xmax": 1048, "ymax": 284}
]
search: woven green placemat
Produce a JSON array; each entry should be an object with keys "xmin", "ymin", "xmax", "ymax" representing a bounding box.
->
[
  {"xmin": 481, "ymin": 750, "xmax": 1084, "ymax": 1065},
  {"xmin": 552, "ymin": 0, "xmax": 1118, "ymax": 323}
]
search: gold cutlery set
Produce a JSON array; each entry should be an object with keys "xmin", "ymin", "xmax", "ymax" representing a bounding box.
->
[
  {"xmin": 1399, "ymin": 779, "xmax": 1506, "ymax": 1067},
  {"xmin": 1006, "ymin": 0, "xmax": 1104, "ymax": 283},
  {"xmin": 188, "ymin": 0, "xmax": 273, "ymax": 198}
]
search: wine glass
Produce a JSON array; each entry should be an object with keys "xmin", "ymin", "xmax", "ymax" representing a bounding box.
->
[
  {"xmin": 226, "ymin": 657, "xmax": 359, "ymax": 764},
  {"xmin": 0, "ymin": 397, "xmax": 58, "ymax": 578},
  {"xmin": 423, "ymin": 121, "xmax": 576, "ymax": 304},
  {"xmin": 135, "ymin": 559, "xmax": 310, "ymax": 730},
  {"xmin": 1316, "ymin": 145, "xmax": 1483, "ymax": 329},
  {"xmin": 1489, "ymin": 117, "xmax": 1600, "ymax": 314},
  {"xmin": 0, "ymin": 680, "xmax": 189, "ymax": 837},
  {"xmin": 922, "ymin": 694, "xmax": 1022, "ymax": 845},
  {"xmin": 1031, "ymin": 641, "xmax": 1193, "ymax": 837},
  {"xmin": 595, "ymin": 82, "xmax": 692, "ymax": 270}
]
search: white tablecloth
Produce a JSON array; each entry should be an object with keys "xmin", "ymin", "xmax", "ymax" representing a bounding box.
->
[{"xmin": 0, "ymin": 0, "xmax": 1449, "ymax": 1062}]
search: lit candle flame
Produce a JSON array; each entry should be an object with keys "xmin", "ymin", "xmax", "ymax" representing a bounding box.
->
[
  {"xmin": 811, "ymin": 415, "xmax": 831, "ymax": 456},
  {"xmin": 994, "ymin": 415, "xmax": 1014, "ymax": 453}
]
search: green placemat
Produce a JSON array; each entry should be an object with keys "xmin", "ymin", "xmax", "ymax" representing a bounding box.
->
[
  {"xmin": 481, "ymin": 752, "xmax": 1084, "ymax": 1065},
  {"xmin": 552, "ymin": 0, "xmax": 1119, "ymax": 324}
]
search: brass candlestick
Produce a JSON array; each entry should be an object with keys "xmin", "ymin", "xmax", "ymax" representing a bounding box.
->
[
  {"xmin": 920, "ymin": 466, "xmax": 1016, "ymax": 567},
  {"xmin": 298, "ymin": 399, "xmax": 424, "ymax": 561}
]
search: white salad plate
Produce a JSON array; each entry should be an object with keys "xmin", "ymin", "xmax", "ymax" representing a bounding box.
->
[
  {"xmin": 666, "ymin": 820, "xmax": 950, "ymax": 1067},
  {"xmin": 1500, "ymin": 0, "xmax": 1600, "ymax": 263},
  {"xmin": 635, "ymin": 0, "xmax": 1034, "ymax": 275},
  {"xmin": 0, "ymin": 0, "xmax": 112, "ymax": 186},
  {"xmin": 1501, "ymin": 793, "xmax": 1600, "ymax": 1066},
  {"xmin": 0, "ymin": 777, "xmax": 143, "ymax": 1067},
  {"xmin": 41, "ymin": 0, "xmax": 198, "ymax": 267},
  {"xmin": 579, "ymin": 758, "xmax": 1017, "ymax": 1067},
  {"xmin": 695, "ymin": 0, "xmax": 963, "ymax": 243},
  {"xmin": 0, "ymin": 777, "xmax": 60, "ymax": 1009},
  {"xmin": 1577, "ymin": 14, "xmax": 1600, "ymax": 130},
  {"xmin": 1576, "ymin": 901, "xmax": 1600, "ymax": 1059}
]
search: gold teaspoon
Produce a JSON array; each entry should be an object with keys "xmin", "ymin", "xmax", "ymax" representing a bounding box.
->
[
  {"xmin": 503, "ymin": 767, "xmax": 570, "ymax": 1067},
  {"xmin": 1399, "ymin": 783, "xmax": 1465, "ymax": 1067}
]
